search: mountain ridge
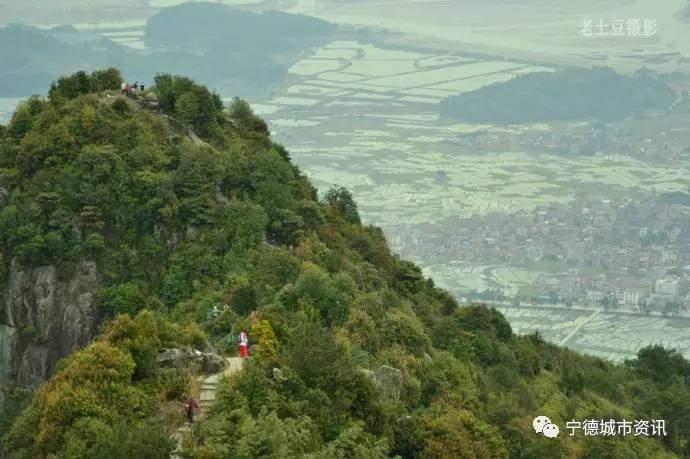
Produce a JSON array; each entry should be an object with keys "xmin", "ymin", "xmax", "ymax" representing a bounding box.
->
[{"xmin": 0, "ymin": 69, "xmax": 688, "ymax": 458}]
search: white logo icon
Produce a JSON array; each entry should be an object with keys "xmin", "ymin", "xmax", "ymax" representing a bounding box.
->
[
  {"xmin": 542, "ymin": 423, "xmax": 559, "ymax": 438},
  {"xmin": 533, "ymin": 416, "xmax": 559, "ymax": 438},
  {"xmin": 533, "ymin": 416, "xmax": 551, "ymax": 433}
]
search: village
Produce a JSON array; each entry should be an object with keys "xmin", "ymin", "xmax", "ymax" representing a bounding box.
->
[{"xmin": 385, "ymin": 194, "xmax": 690, "ymax": 316}]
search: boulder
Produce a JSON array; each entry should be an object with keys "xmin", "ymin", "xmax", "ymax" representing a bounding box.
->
[
  {"xmin": 157, "ymin": 347, "xmax": 225, "ymax": 374},
  {"xmin": 200, "ymin": 352, "xmax": 225, "ymax": 373},
  {"xmin": 373, "ymin": 365, "xmax": 403, "ymax": 401},
  {"xmin": 157, "ymin": 348, "xmax": 185, "ymax": 367}
]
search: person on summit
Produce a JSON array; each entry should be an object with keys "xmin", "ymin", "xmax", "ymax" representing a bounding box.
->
[{"xmin": 238, "ymin": 329, "xmax": 249, "ymax": 358}]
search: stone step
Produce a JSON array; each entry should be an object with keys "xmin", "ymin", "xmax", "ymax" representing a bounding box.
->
[
  {"xmin": 203, "ymin": 374, "xmax": 220, "ymax": 384},
  {"xmin": 170, "ymin": 356, "xmax": 244, "ymax": 458}
]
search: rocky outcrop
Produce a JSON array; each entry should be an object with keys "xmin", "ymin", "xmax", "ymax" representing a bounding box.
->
[
  {"xmin": 0, "ymin": 260, "xmax": 99, "ymax": 389},
  {"xmin": 157, "ymin": 347, "xmax": 226, "ymax": 374},
  {"xmin": 373, "ymin": 365, "xmax": 403, "ymax": 401}
]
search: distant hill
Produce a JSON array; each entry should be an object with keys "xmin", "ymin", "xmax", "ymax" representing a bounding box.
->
[
  {"xmin": 0, "ymin": 25, "xmax": 204, "ymax": 97},
  {"xmin": 440, "ymin": 67, "xmax": 677, "ymax": 124},
  {"xmin": 0, "ymin": 25, "xmax": 133, "ymax": 96},
  {"xmin": 144, "ymin": 3, "xmax": 337, "ymax": 90},
  {"xmin": 0, "ymin": 5, "xmax": 337, "ymax": 97},
  {"xmin": 146, "ymin": 2, "xmax": 336, "ymax": 55}
]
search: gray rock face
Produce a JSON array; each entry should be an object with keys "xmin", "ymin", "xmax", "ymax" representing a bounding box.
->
[
  {"xmin": 15, "ymin": 345, "xmax": 56, "ymax": 389},
  {"xmin": 0, "ymin": 325, "xmax": 17, "ymax": 384},
  {"xmin": 0, "ymin": 260, "xmax": 99, "ymax": 389}
]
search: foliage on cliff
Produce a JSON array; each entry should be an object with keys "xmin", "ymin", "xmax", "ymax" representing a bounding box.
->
[{"xmin": 1, "ymin": 71, "xmax": 690, "ymax": 458}]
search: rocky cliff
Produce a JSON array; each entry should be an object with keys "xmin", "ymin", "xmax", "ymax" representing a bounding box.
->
[{"xmin": 0, "ymin": 260, "xmax": 99, "ymax": 389}]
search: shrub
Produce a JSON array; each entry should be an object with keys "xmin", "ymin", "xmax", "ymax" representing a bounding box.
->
[{"xmin": 250, "ymin": 320, "xmax": 278, "ymax": 363}]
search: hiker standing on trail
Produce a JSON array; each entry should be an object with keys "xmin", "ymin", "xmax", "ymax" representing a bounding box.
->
[
  {"xmin": 185, "ymin": 396, "xmax": 199, "ymax": 424},
  {"xmin": 239, "ymin": 329, "xmax": 249, "ymax": 358},
  {"xmin": 120, "ymin": 81, "xmax": 126, "ymax": 94}
]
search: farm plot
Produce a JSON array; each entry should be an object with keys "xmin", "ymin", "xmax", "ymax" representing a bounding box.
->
[
  {"xmin": 361, "ymin": 61, "xmax": 524, "ymax": 89},
  {"xmin": 288, "ymin": 59, "xmax": 346, "ymax": 76},
  {"xmin": 282, "ymin": 40, "xmax": 551, "ymax": 107}
]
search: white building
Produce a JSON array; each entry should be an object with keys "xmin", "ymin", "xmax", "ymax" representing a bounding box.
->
[
  {"xmin": 655, "ymin": 277, "xmax": 680, "ymax": 298},
  {"xmin": 616, "ymin": 289, "xmax": 641, "ymax": 307}
]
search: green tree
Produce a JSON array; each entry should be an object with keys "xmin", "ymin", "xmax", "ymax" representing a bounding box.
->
[
  {"xmin": 323, "ymin": 186, "xmax": 361, "ymax": 224},
  {"xmin": 626, "ymin": 345, "xmax": 690, "ymax": 387},
  {"xmin": 100, "ymin": 282, "xmax": 152, "ymax": 316},
  {"xmin": 250, "ymin": 319, "xmax": 279, "ymax": 363},
  {"xmin": 89, "ymin": 68, "xmax": 123, "ymax": 92},
  {"xmin": 175, "ymin": 91, "xmax": 200, "ymax": 127}
]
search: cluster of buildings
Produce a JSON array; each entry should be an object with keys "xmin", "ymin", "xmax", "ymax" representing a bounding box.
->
[
  {"xmin": 448, "ymin": 121, "xmax": 690, "ymax": 161},
  {"xmin": 384, "ymin": 195, "xmax": 690, "ymax": 315}
]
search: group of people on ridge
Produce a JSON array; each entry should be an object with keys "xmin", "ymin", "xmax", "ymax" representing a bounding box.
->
[{"xmin": 120, "ymin": 81, "xmax": 144, "ymax": 97}]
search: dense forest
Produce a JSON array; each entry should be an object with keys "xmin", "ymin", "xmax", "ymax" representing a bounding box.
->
[
  {"xmin": 1, "ymin": 69, "xmax": 689, "ymax": 458},
  {"xmin": 440, "ymin": 67, "xmax": 677, "ymax": 124}
]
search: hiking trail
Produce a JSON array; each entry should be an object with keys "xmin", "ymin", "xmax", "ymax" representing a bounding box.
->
[{"xmin": 171, "ymin": 357, "xmax": 244, "ymax": 458}]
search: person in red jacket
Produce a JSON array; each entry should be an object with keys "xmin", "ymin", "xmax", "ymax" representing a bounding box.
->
[
  {"xmin": 185, "ymin": 396, "xmax": 199, "ymax": 424},
  {"xmin": 239, "ymin": 329, "xmax": 249, "ymax": 358}
]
